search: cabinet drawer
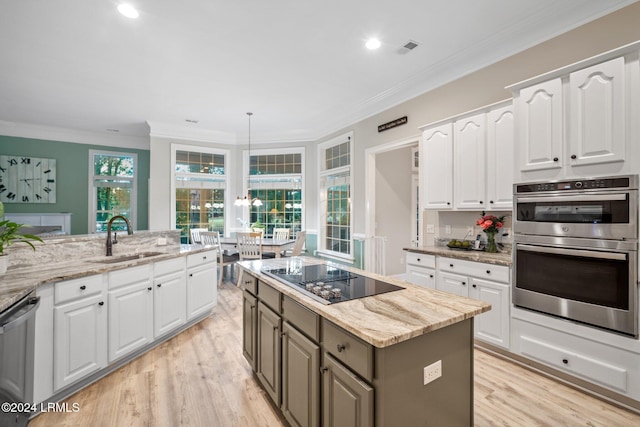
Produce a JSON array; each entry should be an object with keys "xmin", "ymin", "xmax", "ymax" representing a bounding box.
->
[
  {"xmin": 186, "ymin": 250, "xmax": 216, "ymax": 268},
  {"xmin": 241, "ymin": 274, "xmax": 258, "ymax": 295},
  {"xmin": 55, "ymin": 274, "xmax": 106, "ymax": 304},
  {"xmin": 283, "ymin": 295, "xmax": 320, "ymax": 342},
  {"xmin": 108, "ymin": 264, "xmax": 152, "ymax": 290},
  {"xmin": 322, "ymin": 319, "xmax": 373, "ymax": 382},
  {"xmin": 154, "ymin": 257, "xmax": 185, "ymax": 277},
  {"xmin": 259, "ymin": 280, "xmax": 281, "ymax": 313},
  {"xmin": 438, "ymin": 257, "xmax": 509, "ymax": 283},
  {"xmin": 520, "ymin": 335, "xmax": 627, "ymax": 392},
  {"xmin": 405, "ymin": 252, "xmax": 436, "ymax": 269}
]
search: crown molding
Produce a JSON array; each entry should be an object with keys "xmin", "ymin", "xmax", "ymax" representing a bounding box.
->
[
  {"xmin": 0, "ymin": 120, "xmax": 149, "ymax": 150},
  {"xmin": 147, "ymin": 121, "xmax": 237, "ymax": 145}
]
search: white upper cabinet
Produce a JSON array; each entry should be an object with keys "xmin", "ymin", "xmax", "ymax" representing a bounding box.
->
[
  {"xmin": 421, "ymin": 122, "xmax": 453, "ymax": 210},
  {"xmin": 569, "ymin": 56, "xmax": 625, "ymax": 167},
  {"xmin": 486, "ymin": 105, "xmax": 515, "ymax": 210},
  {"xmin": 454, "ymin": 112, "xmax": 486, "ymax": 209},
  {"xmin": 510, "ymin": 43, "xmax": 640, "ymax": 182},
  {"xmin": 516, "ymin": 78, "xmax": 563, "ymax": 173}
]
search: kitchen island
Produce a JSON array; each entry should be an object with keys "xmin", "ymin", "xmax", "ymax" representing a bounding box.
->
[{"xmin": 238, "ymin": 256, "xmax": 490, "ymax": 427}]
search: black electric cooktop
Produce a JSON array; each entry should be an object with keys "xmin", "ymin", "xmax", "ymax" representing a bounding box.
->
[{"xmin": 261, "ymin": 262, "xmax": 404, "ymax": 305}]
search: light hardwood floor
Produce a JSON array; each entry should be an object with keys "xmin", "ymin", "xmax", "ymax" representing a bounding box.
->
[{"xmin": 31, "ymin": 281, "xmax": 640, "ymax": 427}]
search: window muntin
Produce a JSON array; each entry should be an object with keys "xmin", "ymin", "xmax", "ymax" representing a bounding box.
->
[
  {"xmin": 250, "ymin": 153, "xmax": 302, "ymax": 175},
  {"xmin": 176, "ymin": 188, "xmax": 225, "ymax": 237},
  {"xmin": 175, "ymin": 150, "xmax": 225, "ymax": 175},
  {"xmin": 90, "ymin": 151, "xmax": 136, "ymax": 233},
  {"xmin": 319, "ymin": 134, "xmax": 352, "ymax": 257},
  {"xmin": 249, "ymin": 189, "xmax": 302, "ymax": 238}
]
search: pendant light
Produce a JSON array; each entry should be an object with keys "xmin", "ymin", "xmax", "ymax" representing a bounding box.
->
[{"xmin": 235, "ymin": 112, "xmax": 263, "ymax": 207}]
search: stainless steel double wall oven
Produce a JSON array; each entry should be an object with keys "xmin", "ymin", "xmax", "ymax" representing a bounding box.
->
[{"xmin": 513, "ymin": 175, "xmax": 639, "ymax": 337}]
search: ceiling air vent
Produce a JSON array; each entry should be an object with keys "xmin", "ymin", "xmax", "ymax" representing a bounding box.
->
[{"xmin": 398, "ymin": 40, "xmax": 419, "ymax": 54}]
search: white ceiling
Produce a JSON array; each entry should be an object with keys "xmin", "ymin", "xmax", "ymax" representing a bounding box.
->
[{"xmin": 0, "ymin": 0, "xmax": 636, "ymax": 145}]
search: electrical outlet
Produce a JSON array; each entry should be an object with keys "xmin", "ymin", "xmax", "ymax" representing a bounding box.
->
[
  {"xmin": 423, "ymin": 360, "xmax": 442, "ymax": 385},
  {"xmin": 157, "ymin": 237, "xmax": 167, "ymax": 246},
  {"xmin": 426, "ymin": 224, "xmax": 435, "ymax": 234},
  {"xmin": 445, "ymin": 225, "xmax": 451, "ymax": 234}
]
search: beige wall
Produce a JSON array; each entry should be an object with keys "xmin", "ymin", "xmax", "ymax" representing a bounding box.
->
[{"xmin": 318, "ymin": 1, "xmax": 640, "ymax": 239}]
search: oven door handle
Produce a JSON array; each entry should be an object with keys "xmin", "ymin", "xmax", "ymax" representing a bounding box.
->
[
  {"xmin": 516, "ymin": 194, "xmax": 627, "ymax": 203},
  {"xmin": 517, "ymin": 244, "xmax": 628, "ymax": 260}
]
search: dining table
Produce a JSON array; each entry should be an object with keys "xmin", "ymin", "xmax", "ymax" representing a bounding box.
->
[{"xmin": 219, "ymin": 237, "xmax": 296, "ymax": 258}]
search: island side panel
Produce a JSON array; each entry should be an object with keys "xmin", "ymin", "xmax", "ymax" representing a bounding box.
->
[{"xmin": 373, "ymin": 318, "xmax": 474, "ymax": 426}]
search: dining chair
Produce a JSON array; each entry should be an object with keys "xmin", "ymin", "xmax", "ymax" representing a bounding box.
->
[
  {"xmin": 272, "ymin": 228, "xmax": 290, "ymax": 240},
  {"xmin": 236, "ymin": 231, "xmax": 263, "ymax": 287},
  {"xmin": 251, "ymin": 227, "xmax": 265, "ymax": 237},
  {"xmin": 189, "ymin": 227, "xmax": 208, "ymax": 244},
  {"xmin": 283, "ymin": 230, "xmax": 306, "ymax": 257},
  {"xmin": 200, "ymin": 231, "xmax": 240, "ymax": 287}
]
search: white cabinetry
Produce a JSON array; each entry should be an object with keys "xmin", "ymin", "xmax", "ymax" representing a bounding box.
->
[
  {"xmin": 454, "ymin": 112, "xmax": 486, "ymax": 209},
  {"xmin": 421, "ymin": 122, "xmax": 453, "ymax": 209},
  {"xmin": 108, "ymin": 265, "xmax": 153, "ymax": 363},
  {"xmin": 53, "ymin": 274, "xmax": 108, "ymax": 391},
  {"xmin": 510, "ymin": 50, "xmax": 639, "ymax": 182},
  {"xmin": 420, "ymin": 101, "xmax": 513, "ymax": 212},
  {"xmin": 404, "ymin": 252, "xmax": 436, "ymax": 289},
  {"xmin": 486, "ymin": 105, "xmax": 515, "ymax": 210},
  {"xmin": 186, "ymin": 250, "xmax": 217, "ymax": 320},
  {"xmin": 153, "ymin": 258, "xmax": 187, "ymax": 338},
  {"xmin": 437, "ymin": 257, "xmax": 510, "ymax": 349}
]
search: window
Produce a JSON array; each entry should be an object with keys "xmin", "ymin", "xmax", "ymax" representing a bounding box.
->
[
  {"xmin": 173, "ymin": 146, "xmax": 229, "ymax": 242},
  {"xmin": 89, "ymin": 150, "xmax": 137, "ymax": 233},
  {"xmin": 319, "ymin": 133, "xmax": 353, "ymax": 258},
  {"xmin": 244, "ymin": 149, "xmax": 304, "ymax": 238}
]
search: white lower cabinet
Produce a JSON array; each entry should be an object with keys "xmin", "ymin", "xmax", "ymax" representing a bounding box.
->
[
  {"xmin": 404, "ymin": 252, "xmax": 436, "ymax": 289},
  {"xmin": 436, "ymin": 256, "xmax": 510, "ymax": 349},
  {"xmin": 108, "ymin": 265, "xmax": 154, "ymax": 363},
  {"xmin": 153, "ymin": 258, "xmax": 187, "ymax": 338},
  {"xmin": 186, "ymin": 250, "xmax": 217, "ymax": 320},
  {"xmin": 53, "ymin": 274, "xmax": 108, "ymax": 391}
]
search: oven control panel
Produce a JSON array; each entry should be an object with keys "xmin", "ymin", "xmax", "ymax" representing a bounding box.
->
[{"xmin": 515, "ymin": 176, "xmax": 634, "ymax": 193}]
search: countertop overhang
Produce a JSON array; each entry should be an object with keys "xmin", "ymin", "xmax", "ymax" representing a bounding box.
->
[
  {"xmin": 238, "ymin": 256, "xmax": 491, "ymax": 348},
  {"xmin": 0, "ymin": 244, "xmax": 215, "ymax": 313},
  {"xmin": 404, "ymin": 245, "xmax": 512, "ymax": 266}
]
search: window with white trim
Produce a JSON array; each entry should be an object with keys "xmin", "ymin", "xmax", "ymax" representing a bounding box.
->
[
  {"xmin": 174, "ymin": 147, "xmax": 228, "ymax": 242},
  {"xmin": 246, "ymin": 148, "xmax": 304, "ymax": 238},
  {"xmin": 89, "ymin": 150, "xmax": 137, "ymax": 233},
  {"xmin": 319, "ymin": 133, "xmax": 352, "ymax": 257}
]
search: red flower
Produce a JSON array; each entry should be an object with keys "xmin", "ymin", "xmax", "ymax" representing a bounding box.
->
[{"xmin": 477, "ymin": 211, "xmax": 508, "ymax": 234}]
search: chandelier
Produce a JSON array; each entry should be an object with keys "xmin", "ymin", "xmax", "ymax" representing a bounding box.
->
[{"xmin": 235, "ymin": 112, "xmax": 262, "ymax": 207}]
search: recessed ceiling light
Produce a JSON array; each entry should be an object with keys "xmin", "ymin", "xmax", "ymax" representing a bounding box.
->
[
  {"xmin": 117, "ymin": 4, "xmax": 139, "ymax": 19},
  {"xmin": 365, "ymin": 38, "xmax": 381, "ymax": 50}
]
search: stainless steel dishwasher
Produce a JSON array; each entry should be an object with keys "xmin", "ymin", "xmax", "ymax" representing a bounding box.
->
[{"xmin": 0, "ymin": 292, "xmax": 40, "ymax": 427}]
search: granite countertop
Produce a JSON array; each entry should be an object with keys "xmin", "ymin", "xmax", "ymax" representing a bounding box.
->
[
  {"xmin": 238, "ymin": 256, "xmax": 491, "ymax": 348},
  {"xmin": 404, "ymin": 245, "xmax": 512, "ymax": 266},
  {"xmin": 0, "ymin": 244, "xmax": 216, "ymax": 313}
]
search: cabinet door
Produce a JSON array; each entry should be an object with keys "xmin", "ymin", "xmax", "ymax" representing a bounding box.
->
[
  {"xmin": 422, "ymin": 122, "xmax": 453, "ymax": 209},
  {"xmin": 242, "ymin": 291, "xmax": 258, "ymax": 371},
  {"xmin": 486, "ymin": 104, "xmax": 514, "ymax": 210},
  {"xmin": 282, "ymin": 322, "xmax": 320, "ymax": 427},
  {"xmin": 436, "ymin": 271, "xmax": 468, "ymax": 297},
  {"xmin": 454, "ymin": 113, "xmax": 486, "ymax": 209},
  {"xmin": 257, "ymin": 301, "xmax": 281, "ymax": 405},
  {"xmin": 405, "ymin": 265, "xmax": 436, "ymax": 289},
  {"xmin": 569, "ymin": 56, "xmax": 625, "ymax": 167},
  {"xmin": 469, "ymin": 278, "xmax": 510, "ymax": 349},
  {"xmin": 322, "ymin": 353, "xmax": 373, "ymax": 427},
  {"xmin": 154, "ymin": 272, "xmax": 186, "ymax": 338},
  {"xmin": 517, "ymin": 78, "xmax": 563, "ymax": 172},
  {"xmin": 53, "ymin": 294, "xmax": 107, "ymax": 390},
  {"xmin": 186, "ymin": 263, "xmax": 217, "ymax": 320},
  {"xmin": 108, "ymin": 281, "xmax": 153, "ymax": 363}
]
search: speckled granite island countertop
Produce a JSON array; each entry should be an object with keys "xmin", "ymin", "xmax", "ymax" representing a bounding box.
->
[
  {"xmin": 0, "ymin": 244, "xmax": 214, "ymax": 313},
  {"xmin": 404, "ymin": 245, "xmax": 512, "ymax": 266},
  {"xmin": 238, "ymin": 256, "xmax": 491, "ymax": 348}
]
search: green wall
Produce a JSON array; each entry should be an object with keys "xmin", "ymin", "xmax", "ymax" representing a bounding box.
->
[{"xmin": 0, "ymin": 135, "xmax": 149, "ymax": 234}]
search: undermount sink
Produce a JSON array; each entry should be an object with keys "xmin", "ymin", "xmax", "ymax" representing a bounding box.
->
[{"xmin": 93, "ymin": 251, "xmax": 166, "ymax": 264}]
